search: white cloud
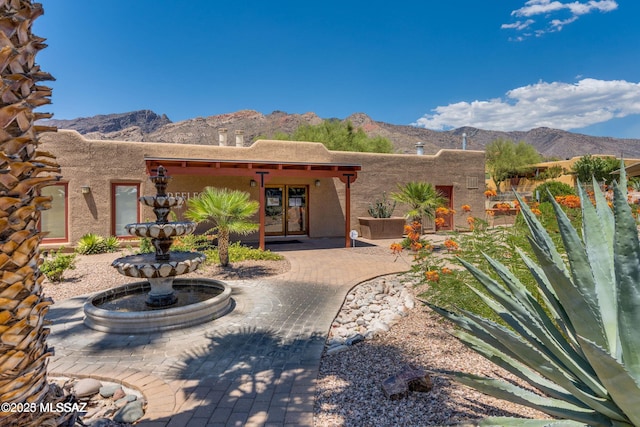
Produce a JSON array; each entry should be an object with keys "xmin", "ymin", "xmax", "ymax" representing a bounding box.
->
[
  {"xmin": 503, "ymin": 1, "xmax": 618, "ymax": 37},
  {"xmin": 413, "ymin": 78, "xmax": 640, "ymax": 132}
]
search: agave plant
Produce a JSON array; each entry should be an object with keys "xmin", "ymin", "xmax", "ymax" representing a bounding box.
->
[
  {"xmin": 427, "ymin": 163, "xmax": 640, "ymax": 426},
  {"xmin": 0, "ymin": 1, "xmax": 67, "ymax": 426}
]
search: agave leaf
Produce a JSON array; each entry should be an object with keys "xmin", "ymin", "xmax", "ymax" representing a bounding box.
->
[
  {"xmin": 549, "ymin": 195, "xmax": 608, "ymax": 350},
  {"xmin": 591, "ymin": 176, "xmax": 614, "ymax": 250},
  {"xmin": 430, "ymin": 303, "xmax": 581, "ymax": 404},
  {"xmin": 517, "ymin": 248, "xmax": 581, "ymax": 350},
  {"xmin": 526, "ymin": 232, "xmax": 611, "ymax": 379},
  {"xmin": 451, "ymin": 327, "xmax": 622, "ymax": 415},
  {"xmin": 451, "ymin": 372, "xmax": 614, "ymax": 426},
  {"xmin": 515, "ymin": 192, "xmax": 567, "ymax": 269},
  {"xmin": 455, "ymin": 307, "xmax": 624, "ymax": 419},
  {"xmin": 475, "ymin": 417, "xmax": 588, "ymax": 426},
  {"xmin": 577, "ymin": 181, "xmax": 618, "ymax": 356},
  {"xmin": 482, "ymin": 253, "xmax": 587, "ymax": 364},
  {"xmin": 611, "ymin": 177, "xmax": 640, "ymax": 383},
  {"xmin": 459, "ymin": 257, "xmax": 607, "ymax": 397},
  {"xmin": 577, "ymin": 335, "xmax": 640, "ymax": 426}
]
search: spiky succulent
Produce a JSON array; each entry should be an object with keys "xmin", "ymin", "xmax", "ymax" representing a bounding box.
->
[{"xmin": 428, "ymin": 162, "xmax": 640, "ymax": 426}]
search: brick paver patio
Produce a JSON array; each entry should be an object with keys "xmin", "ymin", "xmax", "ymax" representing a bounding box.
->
[{"xmin": 46, "ymin": 238, "xmax": 411, "ymax": 427}]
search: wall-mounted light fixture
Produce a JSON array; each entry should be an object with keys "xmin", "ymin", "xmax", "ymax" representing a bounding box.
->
[
  {"xmin": 81, "ymin": 185, "xmax": 91, "ymax": 194},
  {"xmin": 250, "ymin": 179, "xmax": 257, "ymax": 188},
  {"xmin": 314, "ymin": 180, "xmax": 321, "ymax": 187}
]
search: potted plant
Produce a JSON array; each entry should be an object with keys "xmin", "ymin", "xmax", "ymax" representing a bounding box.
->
[{"xmin": 358, "ymin": 193, "xmax": 406, "ymax": 239}]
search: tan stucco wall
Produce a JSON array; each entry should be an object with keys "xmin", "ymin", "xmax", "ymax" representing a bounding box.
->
[{"xmin": 39, "ymin": 131, "xmax": 485, "ymax": 246}]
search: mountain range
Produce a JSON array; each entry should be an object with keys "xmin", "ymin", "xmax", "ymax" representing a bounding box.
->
[{"xmin": 43, "ymin": 110, "xmax": 640, "ymax": 159}]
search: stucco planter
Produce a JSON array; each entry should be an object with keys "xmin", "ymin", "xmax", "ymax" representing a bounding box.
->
[{"xmin": 358, "ymin": 217, "xmax": 406, "ymax": 240}]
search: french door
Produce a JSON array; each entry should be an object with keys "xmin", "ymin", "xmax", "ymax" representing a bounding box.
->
[{"xmin": 264, "ymin": 185, "xmax": 308, "ymax": 236}]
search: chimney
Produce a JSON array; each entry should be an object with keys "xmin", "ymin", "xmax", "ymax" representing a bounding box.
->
[
  {"xmin": 415, "ymin": 141, "xmax": 424, "ymax": 156},
  {"xmin": 462, "ymin": 133, "xmax": 467, "ymax": 150},
  {"xmin": 235, "ymin": 130, "xmax": 244, "ymax": 147},
  {"xmin": 218, "ymin": 128, "xmax": 228, "ymax": 146}
]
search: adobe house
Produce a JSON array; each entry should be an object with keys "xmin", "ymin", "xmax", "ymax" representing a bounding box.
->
[{"xmin": 38, "ymin": 130, "xmax": 485, "ymax": 249}]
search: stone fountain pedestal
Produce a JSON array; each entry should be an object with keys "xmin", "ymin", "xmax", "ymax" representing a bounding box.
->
[{"xmin": 83, "ymin": 166, "xmax": 232, "ymax": 333}]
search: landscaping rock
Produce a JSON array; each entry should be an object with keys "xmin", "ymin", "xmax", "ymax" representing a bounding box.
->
[
  {"xmin": 115, "ymin": 394, "xmax": 137, "ymax": 408},
  {"xmin": 99, "ymin": 384, "xmax": 120, "ymax": 398},
  {"xmin": 345, "ymin": 334, "xmax": 365, "ymax": 346},
  {"xmin": 111, "ymin": 387, "xmax": 126, "ymax": 401},
  {"xmin": 381, "ymin": 364, "xmax": 432, "ymax": 400},
  {"xmin": 326, "ymin": 344, "xmax": 350, "ymax": 355},
  {"xmin": 74, "ymin": 378, "xmax": 103, "ymax": 398},
  {"xmin": 113, "ymin": 400, "xmax": 144, "ymax": 423}
]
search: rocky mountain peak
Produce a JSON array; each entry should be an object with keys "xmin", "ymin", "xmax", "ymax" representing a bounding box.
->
[{"xmin": 42, "ymin": 109, "xmax": 640, "ymax": 159}]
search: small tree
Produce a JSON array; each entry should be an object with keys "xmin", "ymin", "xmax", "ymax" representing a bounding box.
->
[
  {"xmin": 486, "ymin": 139, "xmax": 542, "ymax": 192},
  {"xmin": 269, "ymin": 119, "xmax": 394, "ymax": 153},
  {"xmin": 185, "ymin": 188, "xmax": 259, "ymax": 267},
  {"xmin": 572, "ymin": 155, "xmax": 619, "ymax": 185},
  {"xmin": 391, "ymin": 182, "xmax": 447, "ymax": 225}
]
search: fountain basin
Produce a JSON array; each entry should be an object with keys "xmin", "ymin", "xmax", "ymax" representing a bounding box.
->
[
  {"xmin": 124, "ymin": 221, "xmax": 197, "ymax": 239},
  {"xmin": 83, "ymin": 278, "xmax": 233, "ymax": 333},
  {"xmin": 112, "ymin": 252, "xmax": 205, "ymax": 278}
]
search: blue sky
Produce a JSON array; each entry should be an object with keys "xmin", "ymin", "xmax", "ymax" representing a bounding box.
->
[{"xmin": 34, "ymin": 0, "xmax": 640, "ymax": 138}]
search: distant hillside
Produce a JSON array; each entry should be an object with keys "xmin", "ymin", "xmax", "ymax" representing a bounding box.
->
[{"xmin": 42, "ymin": 109, "xmax": 640, "ymax": 159}]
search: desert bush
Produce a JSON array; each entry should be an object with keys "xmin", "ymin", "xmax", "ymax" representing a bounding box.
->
[
  {"xmin": 534, "ymin": 180, "xmax": 576, "ymax": 203},
  {"xmin": 76, "ymin": 233, "xmax": 120, "ymax": 255},
  {"xmin": 41, "ymin": 250, "xmax": 76, "ymax": 282}
]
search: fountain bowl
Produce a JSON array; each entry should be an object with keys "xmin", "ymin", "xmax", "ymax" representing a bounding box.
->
[{"xmin": 83, "ymin": 278, "xmax": 233, "ymax": 334}]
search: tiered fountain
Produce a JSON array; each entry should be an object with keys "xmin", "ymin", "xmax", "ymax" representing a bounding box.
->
[{"xmin": 84, "ymin": 166, "xmax": 232, "ymax": 333}]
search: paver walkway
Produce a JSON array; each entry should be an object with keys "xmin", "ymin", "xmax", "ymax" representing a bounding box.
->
[{"xmin": 46, "ymin": 238, "xmax": 410, "ymax": 427}]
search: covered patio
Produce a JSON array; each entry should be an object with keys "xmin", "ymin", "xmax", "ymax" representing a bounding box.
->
[{"xmin": 144, "ymin": 156, "xmax": 361, "ymax": 249}]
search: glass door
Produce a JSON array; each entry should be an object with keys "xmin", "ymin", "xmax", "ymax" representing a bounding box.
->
[
  {"xmin": 286, "ymin": 186, "xmax": 307, "ymax": 235},
  {"xmin": 265, "ymin": 185, "xmax": 308, "ymax": 236},
  {"xmin": 265, "ymin": 186, "xmax": 284, "ymax": 235}
]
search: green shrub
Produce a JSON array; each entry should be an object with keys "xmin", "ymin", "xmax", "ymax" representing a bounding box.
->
[
  {"xmin": 76, "ymin": 233, "xmax": 120, "ymax": 255},
  {"xmin": 103, "ymin": 235, "xmax": 120, "ymax": 252},
  {"xmin": 204, "ymin": 242, "xmax": 283, "ymax": 265},
  {"xmin": 534, "ymin": 180, "xmax": 576, "ymax": 203},
  {"xmin": 173, "ymin": 233, "xmax": 211, "ymax": 252},
  {"xmin": 41, "ymin": 250, "xmax": 76, "ymax": 282}
]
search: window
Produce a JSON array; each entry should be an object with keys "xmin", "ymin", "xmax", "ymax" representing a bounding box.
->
[
  {"xmin": 40, "ymin": 183, "xmax": 68, "ymax": 242},
  {"xmin": 112, "ymin": 183, "xmax": 140, "ymax": 237},
  {"xmin": 466, "ymin": 176, "xmax": 479, "ymax": 189}
]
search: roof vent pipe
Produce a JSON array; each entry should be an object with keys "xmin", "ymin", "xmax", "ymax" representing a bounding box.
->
[
  {"xmin": 462, "ymin": 132, "xmax": 467, "ymax": 150},
  {"xmin": 235, "ymin": 130, "xmax": 244, "ymax": 147},
  {"xmin": 218, "ymin": 128, "xmax": 228, "ymax": 146},
  {"xmin": 415, "ymin": 141, "xmax": 425, "ymax": 155}
]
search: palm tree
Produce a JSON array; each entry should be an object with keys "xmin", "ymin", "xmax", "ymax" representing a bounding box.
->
[
  {"xmin": 0, "ymin": 2, "xmax": 65, "ymax": 426},
  {"xmin": 185, "ymin": 187, "xmax": 259, "ymax": 267},
  {"xmin": 391, "ymin": 181, "xmax": 447, "ymax": 225}
]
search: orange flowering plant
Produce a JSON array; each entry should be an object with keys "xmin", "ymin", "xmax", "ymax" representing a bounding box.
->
[
  {"xmin": 443, "ymin": 238, "xmax": 459, "ymax": 252},
  {"xmin": 425, "ymin": 270, "xmax": 440, "ymax": 282}
]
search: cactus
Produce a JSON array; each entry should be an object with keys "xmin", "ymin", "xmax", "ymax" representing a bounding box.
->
[
  {"xmin": 368, "ymin": 192, "xmax": 396, "ymax": 218},
  {"xmin": 427, "ymin": 161, "xmax": 640, "ymax": 426}
]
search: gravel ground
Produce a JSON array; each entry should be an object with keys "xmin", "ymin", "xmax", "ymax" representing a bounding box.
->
[
  {"xmin": 43, "ymin": 251, "xmax": 546, "ymax": 426},
  {"xmin": 315, "ymin": 278, "xmax": 546, "ymax": 426}
]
